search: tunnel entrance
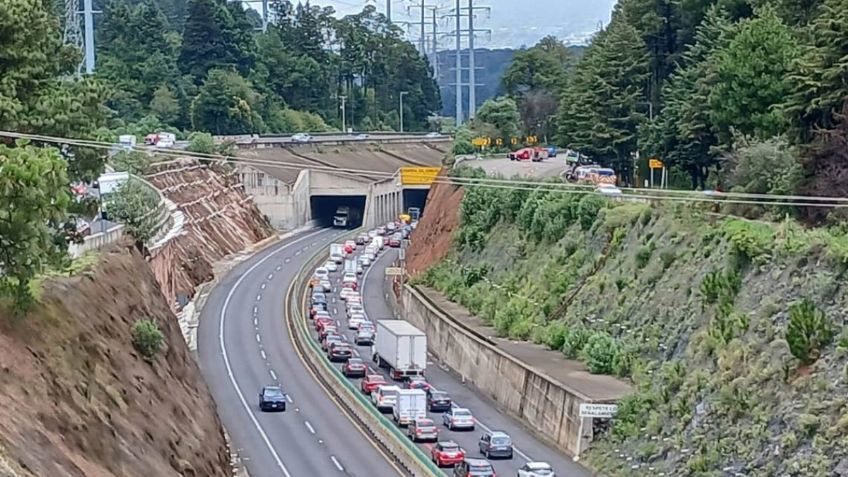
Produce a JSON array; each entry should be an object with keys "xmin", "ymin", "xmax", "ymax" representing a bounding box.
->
[
  {"xmin": 402, "ymin": 189, "xmax": 429, "ymax": 220},
  {"xmin": 310, "ymin": 195, "xmax": 366, "ymax": 228}
]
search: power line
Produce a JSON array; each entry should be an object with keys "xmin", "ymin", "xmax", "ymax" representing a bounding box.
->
[{"xmin": 3, "ymin": 130, "xmax": 847, "ymax": 210}]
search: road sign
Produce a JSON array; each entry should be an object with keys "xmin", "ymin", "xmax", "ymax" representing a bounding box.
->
[
  {"xmin": 472, "ymin": 137, "xmax": 489, "ymax": 147},
  {"xmin": 649, "ymin": 158, "xmax": 664, "ymax": 169},
  {"xmin": 579, "ymin": 403, "xmax": 618, "ymax": 418},
  {"xmin": 384, "ymin": 267, "xmax": 403, "ymax": 276},
  {"xmin": 400, "ymin": 167, "xmax": 442, "ymax": 185}
]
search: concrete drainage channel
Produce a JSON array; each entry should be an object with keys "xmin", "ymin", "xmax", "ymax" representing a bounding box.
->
[{"xmin": 285, "ymin": 231, "xmax": 442, "ymax": 477}]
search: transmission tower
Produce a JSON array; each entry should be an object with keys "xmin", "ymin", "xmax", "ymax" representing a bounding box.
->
[
  {"xmin": 442, "ymin": 0, "xmax": 489, "ymax": 123},
  {"xmin": 63, "ymin": 0, "xmax": 97, "ymax": 74},
  {"xmin": 63, "ymin": 0, "xmax": 83, "ymax": 72}
]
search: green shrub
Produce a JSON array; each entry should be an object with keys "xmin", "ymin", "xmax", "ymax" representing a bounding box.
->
[
  {"xmin": 577, "ymin": 195, "xmax": 606, "ymax": 230},
  {"xmin": 786, "ymin": 298, "xmax": 833, "ymax": 365},
  {"xmin": 186, "ymin": 132, "xmax": 217, "ymax": 154},
  {"xmin": 635, "ymin": 244, "xmax": 654, "ymax": 269},
  {"xmin": 699, "ymin": 269, "xmax": 741, "ymax": 305},
  {"xmin": 543, "ymin": 321, "xmax": 569, "ymax": 350},
  {"xmin": 583, "ymin": 332, "xmax": 619, "ymax": 374},
  {"xmin": 562, "ymin": 326, "xmax": 590, "ymax": 359},
  {"xmin": 722, "ymin": 219, "xmax": 775, "ymax": 264},
  {"xmin": 660, "ymin": 249, "xmax": 677, "ymax": 269},
  {"xmin": 132, "ymin": 319, "xmax": 165, "ymax": 359}
]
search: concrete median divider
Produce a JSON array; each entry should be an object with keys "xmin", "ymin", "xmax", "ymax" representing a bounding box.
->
[{"xmin": 285, "ymin": 236, "xmax": 442, "ymax": 477}]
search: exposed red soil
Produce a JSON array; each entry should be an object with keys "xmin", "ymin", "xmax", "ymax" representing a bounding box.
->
[
  {"xmin": 406, "ymin": 172, "xmax": 464, "ymax": 277},
  {"xmin": 0, "ymin": 245, "xmax": 230, "ymax": 477}
]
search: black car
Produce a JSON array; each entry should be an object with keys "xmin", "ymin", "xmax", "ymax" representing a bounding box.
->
[
  {"xmin": 428, "ymin": 390, "xmax": 452, "ymax": 412},
  {"xmin": 328, "ymin": 343, "xmax": 353, "ymax": 362},
  {"xmin": 259, "ymin": 385, "xmax": 287, "ymax": 412}
]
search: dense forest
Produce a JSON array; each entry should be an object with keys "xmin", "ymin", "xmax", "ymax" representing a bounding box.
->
[
  {"xmin": 464, "ymin": 0, "xmax": 848, "ymax": 225},
  {"xmin": 93, "ymin": 0, "xmax": 440, "ymax": 136}
]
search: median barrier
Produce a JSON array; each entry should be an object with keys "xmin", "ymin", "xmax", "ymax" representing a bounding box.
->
[{"xmin": 286, "ymin": 237, "xmax": 442, "ymax": 477}]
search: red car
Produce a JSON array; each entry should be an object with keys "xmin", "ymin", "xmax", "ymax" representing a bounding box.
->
[
  {"xmin": 431, "ymin": 441, "xmax": 465, "ymax": 467},
  {"xmin": 344, "ymin": 244, "xmax": 354, "ymax": 254},
  {"xmin": 361, "ymin": 374, "xmax": 387, "ymax": 394},
  {"xmin": 343, "ymin": 358, "xmax": 368, "ymax": 378},
  {"xmin": 407, "ymin": 376, "xmax": 431, "ymax": 391},
  {"xmin": 315, "ymin": 316, "xmax": 334, "ymax": 332}
]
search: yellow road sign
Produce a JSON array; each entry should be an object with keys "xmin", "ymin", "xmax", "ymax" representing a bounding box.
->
[
  {"xmin": 472, "ymin": 137, "xmax": 490, "ymax": 146},
  {"xmin": 400, "ymin": 167, "xmax": 441, "ymax": 185},
  {"xmin": 649, "ymin": 158, "xmax": 664, "ymax": 169}
]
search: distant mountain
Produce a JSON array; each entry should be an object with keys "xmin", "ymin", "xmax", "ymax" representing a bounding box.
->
[{"xmin": 435, "ymin": 45, "xmax": 586, "ymax": 120}]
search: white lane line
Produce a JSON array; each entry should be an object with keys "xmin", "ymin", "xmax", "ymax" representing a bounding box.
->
[
  {"xmin": 304, "ymin": 421, "xmax": 316, "ymax": 434},
  {"xmin": 330, "ymin": 456, "xmax": 344, "ymax": 472},
  {"xmin": 256, "ymin": 334, "xmax": 261, "ymax": 343},
  {"xmin": 285, "ymin": 258, "xmax": 291, "ymax": 263},
  {"xmin": 363, "ymin": 247, "xmax": 536, "ymax": 462},
  {"xmin": 312, "ymin": 242, "xmax": 317, "ymax": 246},
  {"xmin": 286, "ymin": 394, "xmax": 293, "ymax": 403},
  {"xmin": 295, "ymin": 250, "xmax": 301, "ymax": 256},
  {"xmin": 270, "ymin": 369, "xmax": 277, "ymax": 381},
  {"xmin": 268, "ymin": 273, "xmax": 274, "ymax": 280},
  {"xmin": 253, "ymin": 306, "xmax": 258, "ymax": 315},
  {"xmin": 261, "ymin": 283, "xmax": 266, "ymax": 290},
  {"xmin": 256, "ymin": 294, "xmax": 262, "ymax": 301},
  {"xmin": 276, "ymin": 265, "xmax": 282, "ymax": 271},
  {"xmin": 254, "ymin": 317, "xmax": 258, "ymax": 326},
  {"xmin": 353, "ymin": 349, "xmax": 360, "ymax": 357},
  {"xmin": 260, "ymin": 349, "xmax": 266, "ymax": 360},
  {"xmin": 217, "ymin": 228, "xmax": 327, "ymax": 477}
]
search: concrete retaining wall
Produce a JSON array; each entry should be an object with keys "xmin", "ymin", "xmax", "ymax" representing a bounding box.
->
[{"xmin": 399, "ymin": 285, "xmax": 597, "ymax": 457}]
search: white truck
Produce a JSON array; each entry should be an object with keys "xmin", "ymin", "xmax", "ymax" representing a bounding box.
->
[
  {"xmin": 372, "ymin": 236, "xmax": 385, "ymax": 250},
  {"xmin": 372, "ymin": 320, "xmax": 427, "ymax": 380},
  {"xmin": 344, "ymin": 259, "xmax": 357, "ymax": 274},
  {"xmin": 333, "ymin": 206, "xmax": 361, "ymax": 229},
  {"xmin": 330, "ymin": 244, "xmax": 344, "ymax": 264},
  {"xmin": 118, "ymin": 135, "xmax": 136, "ymax": 150},
  {"xmin": 393, "ymin": 389, "xmax": 427, "ymax": 427}
]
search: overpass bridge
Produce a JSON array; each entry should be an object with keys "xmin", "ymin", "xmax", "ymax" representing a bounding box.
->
[{"xmin": 235, "ymin": 141, "xmax": 446, "ymax": 230}]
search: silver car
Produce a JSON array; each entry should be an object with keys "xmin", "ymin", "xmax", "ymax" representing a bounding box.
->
[{"xmin": 408, "ymin": 418, "xmax": 438, "ymax": 442}]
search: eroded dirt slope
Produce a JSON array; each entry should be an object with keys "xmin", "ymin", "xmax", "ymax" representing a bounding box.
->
[
  {"xmin": 0, "ymin": 245, "xmax": 230, "ymax": 477},
  {"xmin": 146, "ymin": 159, "xmax": 273, "ymax": 308},
  {"xmin": 406, "ymin": 173, "xmax": 463, "ymax": 277}
]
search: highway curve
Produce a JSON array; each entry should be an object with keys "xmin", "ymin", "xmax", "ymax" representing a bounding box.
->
[
  {"xmin": 197, "ymin": 229, "xmax": 403, "ymax": 477},
  {"xmin": 353, "ymin": 247, "xmax": 593, "ymax": 477}
]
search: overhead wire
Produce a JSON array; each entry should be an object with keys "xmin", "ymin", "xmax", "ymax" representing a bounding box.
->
[{"xmin": 2, "ymin": 130, "xmax": 847, "ymax": 209}]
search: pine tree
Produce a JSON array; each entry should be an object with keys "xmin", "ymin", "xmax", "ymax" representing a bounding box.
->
[
  {"xmin": 179, "ymin": 0, "xmax": 255, "ymax": 83},
  {"xmin": 784, "ymin": 0, "xmax": 848, "ymax": 142}
]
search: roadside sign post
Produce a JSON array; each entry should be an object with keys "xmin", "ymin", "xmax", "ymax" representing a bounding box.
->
[{"xmin": 648, "ymin": 158, "xmax": 664, "ymax": 189}]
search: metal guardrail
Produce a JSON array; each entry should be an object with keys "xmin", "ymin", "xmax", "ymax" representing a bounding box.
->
[{"xmin": 287, "ymin": 234, "xmax": 443, "ymax": 477}]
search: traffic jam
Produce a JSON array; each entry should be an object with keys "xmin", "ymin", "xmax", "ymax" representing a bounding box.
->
[{"xmin": 305, "ymin": 222, "xmax": 557, "ymax": 477}]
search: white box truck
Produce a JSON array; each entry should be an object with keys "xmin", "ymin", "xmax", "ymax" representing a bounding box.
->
[
  {"xmin": 118, "ymin": 134, "xmax": 136, "ymax": 150},
  {"xmin": 344, "ymin": 259, "xmax": 357, "ymax": 274},
  {"xmin": 330, "ymin": 244, "xmax": 344, "ymax": 264},
  {"xmin": 393, "ymin": 389, "xmax": 427, "ymax": 427},
  {"xmin": 372, "ymin": 320, "xmax": 427, "ymax": 380}
]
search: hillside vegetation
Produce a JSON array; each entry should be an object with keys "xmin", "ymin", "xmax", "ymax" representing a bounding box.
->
[{"xmin": 415, "ymin": 170, "xmax": 848, "ymax": 476}]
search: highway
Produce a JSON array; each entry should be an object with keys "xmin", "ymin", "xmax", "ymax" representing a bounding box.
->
[
  {"xmin": 320, "ymin": 243, "xmax": 593, "ymax": 477},
  {"xmin": 197, "ymin": 228, "xmax": 404, "ymax": 477}
]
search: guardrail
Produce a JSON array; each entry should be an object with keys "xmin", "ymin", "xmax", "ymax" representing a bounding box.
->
[
  {"xmin": 287, "ymin": 236, "xmax": 443, "ymax": 477},
  {"xmin": 235, "ymin": 137, "xmax": 452, "ymax": 149}
]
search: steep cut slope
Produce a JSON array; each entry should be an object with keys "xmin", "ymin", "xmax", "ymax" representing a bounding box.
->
[
  {"xmin": 411, "ymin": 171, "xmax": 848, "ymax": 476},
  {"xmin": 145, "ymin": 158, "xmax": 273, "ymax": 308},
  {"xmin": 406, "ymin": 174, "xmax": 463, "ymax": 276},
  {"xmin": 0, "ymin": 245, "xmax": 230, "ymax": 477}
]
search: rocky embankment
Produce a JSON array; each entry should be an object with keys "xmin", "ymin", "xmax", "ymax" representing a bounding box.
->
[
  {"xmin": 409, "ymin": 170, "xmax": 848, "ymax": 476},
  {"xmin": 145, "ymin": 158, "xmax": 273, "ymax": 310},
  {"xmin": 0, "ymin": 246, "xmax": 230, "ymax": 477}
]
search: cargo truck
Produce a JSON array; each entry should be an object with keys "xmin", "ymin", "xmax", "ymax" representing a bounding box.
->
[
  {"xmin": 329, "ymin": 244, "xmax": 344, "ymax": 264},
  {"xmin": 393, "ymin": 389, "xmax": 427, "ymax": 427},
  {"xmin": 372, "ymin": 320, "xmax": 427, "ymax": 380},
  {"xmin": 333, "ymin": 206, "xmax": 362, "ymax": 228},
  {"xmin": 344, "ymin": 259, "xmax": 357, "ymax": 274}
]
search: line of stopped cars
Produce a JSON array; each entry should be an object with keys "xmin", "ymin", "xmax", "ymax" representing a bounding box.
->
[{"xmin": 295, "ymin": 222, "xmax": 558, "ymax": 477}]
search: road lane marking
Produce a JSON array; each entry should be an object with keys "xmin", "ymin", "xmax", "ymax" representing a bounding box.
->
[
  {"xmin": 253, "ymin": 306, "xmax": 258, "ymax": 315},
  {"xmin": 305, "ymin": 421, "xmax": 316, "ymax": 434},
  {"xmin": 254, "ymin": 317, "xmax": 258, "ymax": 326},
  {"xmin": 330, "ymin": 456, "xmax": 344, "ymax": 472},
  {"xmin": 268, "ymin": 273, "xmax": 274, "ymax": 280},
  {"xmin": 285, "ymin": 257, "xmax": 291, "ymax": 263},
  {"xmin": 276, "ymin": 265, "xmax": 282, "ymax": 271},
  {"xmin": 362, "ymin": 247, "xmax": 536, "ymax": 463},
  {"xmin": 270, "ymin": 369, "xmax": 277, "ymax": 381},
  {"xmin": 256, "ymin": 294, "xmax": 262, "ymax": 301},
  {"xmin": 260, "ymin": 349, "xmax": 266, "ymax": 360},
  {"xmin": 217, "ymin": 228, "xmax": 327, "ymax": 477},
  {"xmin": 261, "ymin": 283, "xmax": 266, "ymax": 290},
  {"xmin": 256, "ymin": 334, "xmax": 261, "ymax": 343}
]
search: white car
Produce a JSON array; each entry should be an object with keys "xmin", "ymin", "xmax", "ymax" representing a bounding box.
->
[
  {"xmin": 324, "ymin": 261, "xmax": 338, "ymax": 272},
  {"xmin": 346, "ymin": 296, "xmax": 362, "ymax": 309},
  {"xmin": 386, "ymin": 222, "xmax": 397, "ymax": 232},
  {"xmin": 342, "ymin": 273, "xmax": 358, "ymax": 288},
  {"xmin": 356, "ymin": 263, "xmax": 364, "ymax": 275},
  {"xmin": 314, "ymin": 267, "xmax": 329, "ymax": 281},
  {"xmin": 353, "ymin": 133, "xmax": 370, "ymax": 140},
  {"xmin": 340, "ymin": 288, "xmax": 355, "ymax": 301},
  {"xmin": 348, "ymin": 304, "xmax": 365, "ymax": 316},
  {"xmin": 291, "ymin": 133, "xmax": 312, "ymax": 142},
  {"xmin": 320, "ymin": 280, "xmax": 332, "ymax": 292},
  {"xmin": 330, "ymin": 252, "xmax": 344, "ymax": 264},
  {"xmin": 425, "ymin": 132, "xmax": 443, "ymax": 138},
  {"xmin": 518, "ymin": 462, "xmax": 556, "ymax": 477},
  {"xmin": 348, "ymin": 314, "xmax": 367, "ymax": 330},
  {"xmin": 368, "ymin": 230, "xmax": 379, "ymax": 239},
  {"xmin": 358, "ymin": 256, "xmax": 371, "ymax": 267},
  {"xmin": 596, "ymin": 183, "xmax": 623, "ymax": 196}
]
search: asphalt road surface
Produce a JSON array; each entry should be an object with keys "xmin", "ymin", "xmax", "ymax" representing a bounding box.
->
[
  {"xmin": 470, "ymin": 157, "xmax": 570, "ymax": 179},
  {"xmin": 318, "ymin": 243, "xmax": 593, "ymax": 477},
  {"xmin": 197, "ymin": 228, "xmax": 403, "ymax": 477}
]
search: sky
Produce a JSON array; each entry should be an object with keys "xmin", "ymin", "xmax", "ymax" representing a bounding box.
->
[{"xmin": 245, "ymin": 0, "xmax": 618, "ymax": 49}]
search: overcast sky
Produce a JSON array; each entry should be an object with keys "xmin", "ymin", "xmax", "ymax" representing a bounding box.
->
[{"xmin": 245, "ymin": 0, "xmax": 618, "ymax": 49}]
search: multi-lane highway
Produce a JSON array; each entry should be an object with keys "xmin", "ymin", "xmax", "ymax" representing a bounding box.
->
[
  {"xmin": 197, "ymin": 229, "xmax": 404, "ymax": 477},
  {"xmin": 325, "ymin": 242, "xmax": 593, "ymax": 477}
]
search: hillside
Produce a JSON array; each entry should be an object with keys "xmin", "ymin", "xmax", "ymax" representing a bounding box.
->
[
  {"xmin": 408, "ymin": 171, "xmax": 848, "ymax": 476},
  {"xmin": 0, "ymin": 245, "xmax": 230, "ymax": 477}
]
